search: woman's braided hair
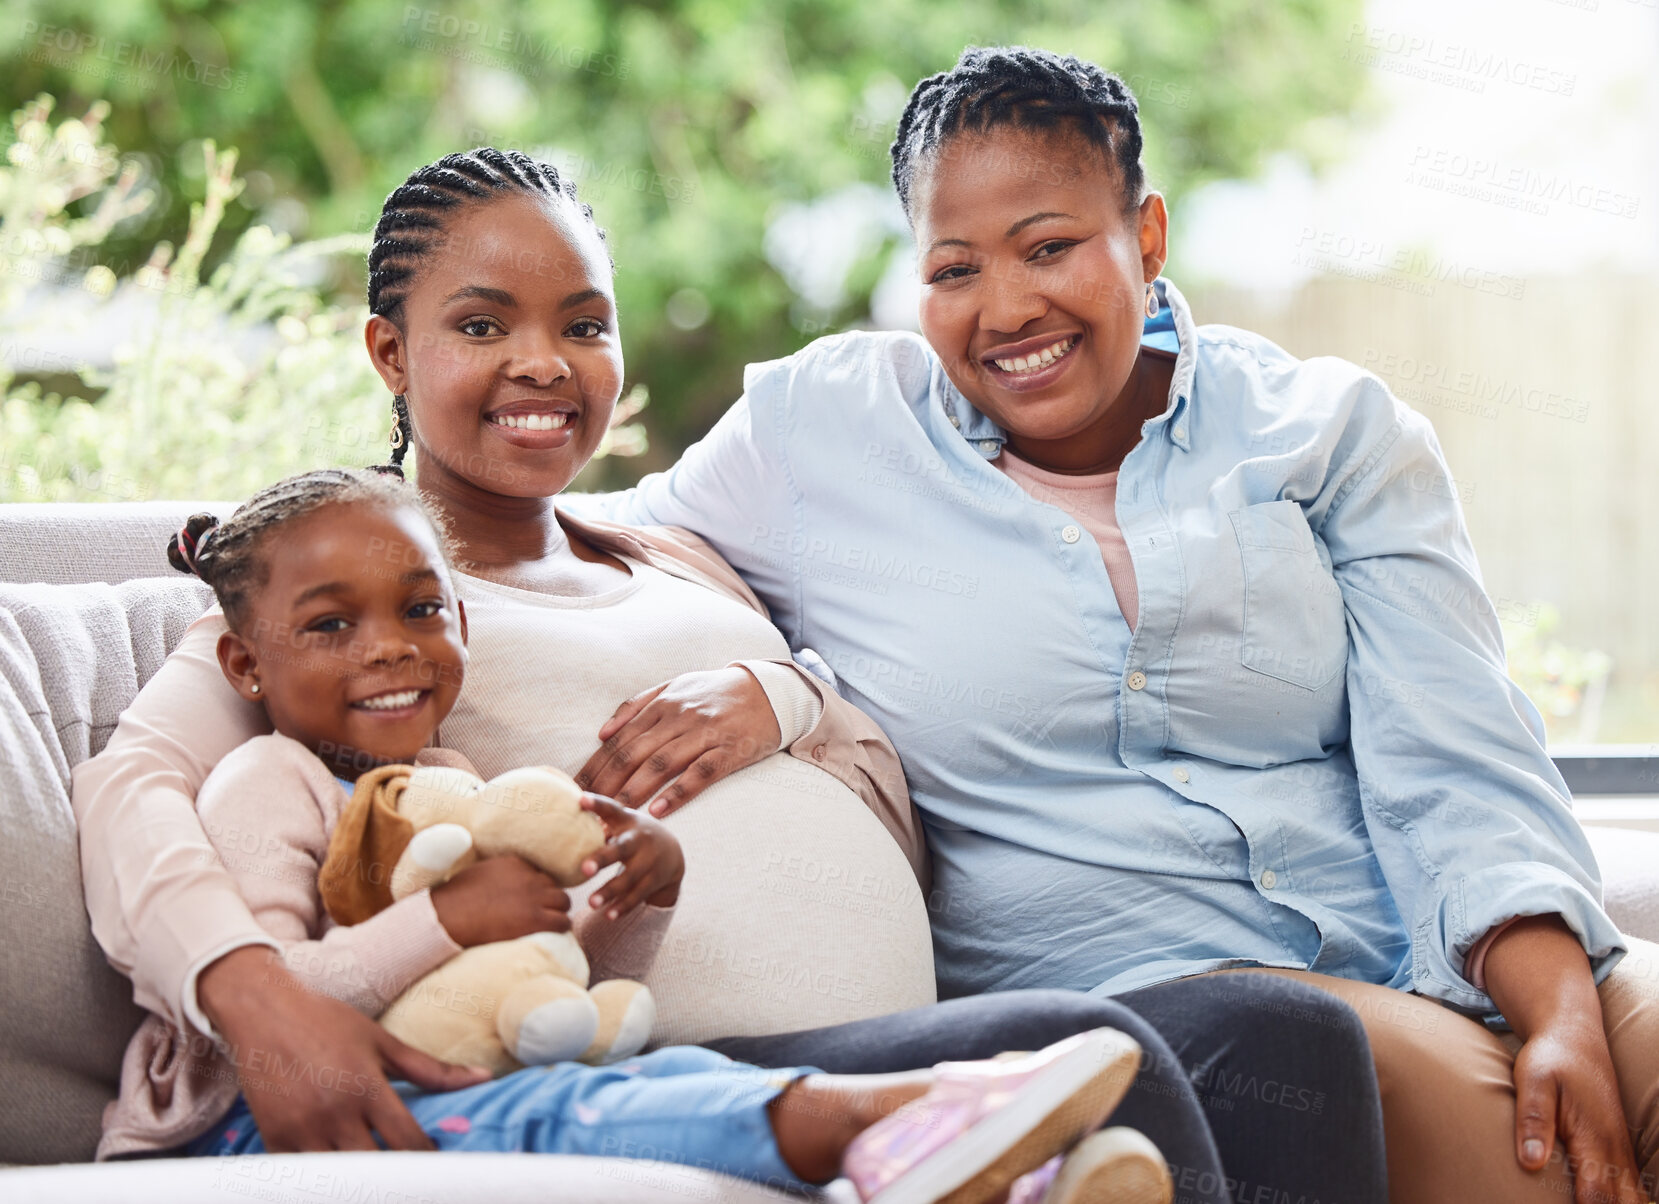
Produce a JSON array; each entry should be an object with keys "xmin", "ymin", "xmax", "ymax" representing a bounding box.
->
[
  {"xmin": 890, "ymin": 46, "xmax": 1146, "ymax": 219},
  {"xmin": 167, "ymin": 468, "xmax": 455, "ymax": 634},
  {"xmin": 366, "ymin": 147, "xmax": 608, "ymax": 472}
]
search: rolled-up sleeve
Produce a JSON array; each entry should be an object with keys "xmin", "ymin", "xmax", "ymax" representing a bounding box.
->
[{"xmin": 1320, "ymin": 390, "xmax": 1624, "ymax": 1010}]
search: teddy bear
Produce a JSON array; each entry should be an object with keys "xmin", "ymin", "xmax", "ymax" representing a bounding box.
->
[{"xmin": 317, "ymin": 758, "xmax": 656, "ymax": 1077}]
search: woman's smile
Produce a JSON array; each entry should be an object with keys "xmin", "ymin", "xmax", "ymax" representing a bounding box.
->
[
  {"xmin": 981, "ymin": 332, "xmax": 1082, "ymax": 393},
  {"xmin": 912, "ymin": 125, "xmax": 1167, "ymax": 467},
  {"xmin": 484, "ymin": 402, "xmax": 579, "ymax": 449}
]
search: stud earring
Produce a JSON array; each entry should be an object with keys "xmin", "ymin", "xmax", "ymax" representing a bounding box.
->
[{"xmin": 249, "ymin": 682, "xmax": 261, "ymax": 695}]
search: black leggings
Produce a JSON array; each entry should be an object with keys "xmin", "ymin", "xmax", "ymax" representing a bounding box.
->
[{"xmin": 706, "ymin": 974, "xmax": 1386, "ymax": 1204}]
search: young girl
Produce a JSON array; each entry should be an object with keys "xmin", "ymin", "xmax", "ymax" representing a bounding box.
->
[{"xmin": 99, "ymin": 465, "xmax": 1147, "ymax": 1204}]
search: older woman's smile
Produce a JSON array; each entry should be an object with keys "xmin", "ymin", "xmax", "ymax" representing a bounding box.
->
[{"xmin": 982, "ymin": 333, "xmax": 1081, "ymax": 391}]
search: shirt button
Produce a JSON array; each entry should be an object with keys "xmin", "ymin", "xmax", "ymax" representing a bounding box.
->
[
  {"xmin": 1174, "ymin": 425, "xmax": 1187, "ymax": 441},
  {"xmin": 1172, "ymin": 766, "xmax": 1190, "ymax": 784},
  {"xmin": 1127, "ymin": 670, "xmax": 1147, "ymax": 691},
  {"xmin": 1061, "ymin": 524, "xmax": 1081, "ymax": 544},
  {"xmin": 979, "ymin": 439, "xmax": 998, "ymax": 454},
  {"xmin": 811, "ymin": 744, "xmax": 827, "ymax": 762},
  {"xmin": 949, "ymin": 414, "xmax": 961, "ymax": 428},
  {"xmin": 1260, "ymin": 869, "xmax": 1279, "ymax": 890}
]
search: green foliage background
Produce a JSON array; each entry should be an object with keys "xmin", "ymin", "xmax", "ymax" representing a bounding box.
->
[{"xmin": 1, "ymin": 0, "xmax": 1367, "ymax": 493}]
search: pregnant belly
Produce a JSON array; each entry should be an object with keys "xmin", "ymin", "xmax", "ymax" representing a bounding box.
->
[{"xmin": 632, "ymin": 753, "xmax": 935, "ymax": 1046}]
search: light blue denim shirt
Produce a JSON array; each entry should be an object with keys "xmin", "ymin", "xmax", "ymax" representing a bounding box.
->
[{"xmin": 573, "ymin": 278, "xmax": 1624, "ymax": 1010}]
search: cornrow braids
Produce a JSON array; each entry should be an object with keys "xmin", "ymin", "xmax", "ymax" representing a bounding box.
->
[
  {"xmin": 165, "ymin": 468, "xmax": 456, "ymax": 634},
  {"xmin": 367, "ymin": 146, "xmax": 607, "ymax": 325},
  {"xmin": 890, "ymin": 46, "xmax": 1146, "ymax": 219}
]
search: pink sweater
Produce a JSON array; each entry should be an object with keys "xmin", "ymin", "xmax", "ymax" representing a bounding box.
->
[{"xmin": 97, "ymin": 732, "xmax": 673, "ymax": 1159}]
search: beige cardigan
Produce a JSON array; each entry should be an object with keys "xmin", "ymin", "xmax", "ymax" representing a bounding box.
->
[{"xmin": 70, "ymin": 513, "xmax": 927, "ymax": 1039}]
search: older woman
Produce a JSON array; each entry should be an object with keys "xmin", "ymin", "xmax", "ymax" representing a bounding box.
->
[{"xmin": 574, "ymin": 46, "xmax": 1659, "ymax": 1204}]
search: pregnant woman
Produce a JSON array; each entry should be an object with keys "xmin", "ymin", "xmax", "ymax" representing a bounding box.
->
[
  {"xmin": 73, "ymin": 146, "xmax": 1385, "ymax": 1200},
  {"xmin": 576, "ymin": 46, "xmax": 1659, "ymax": 1204}
]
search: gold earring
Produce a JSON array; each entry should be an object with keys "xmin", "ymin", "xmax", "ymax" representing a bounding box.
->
[{"xmin": 1144, "ymin": 283, "xmax": 1159, "ymax": 318}]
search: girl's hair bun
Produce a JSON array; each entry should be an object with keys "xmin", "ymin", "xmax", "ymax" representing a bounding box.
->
[{"xmin": 167, "ymin": 512, "xmax": 222, "ymax": 579}]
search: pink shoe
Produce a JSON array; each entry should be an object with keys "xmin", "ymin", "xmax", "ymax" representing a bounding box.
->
[
  {"xmin": 842, "ymin": 1028, "xmax": 1143, "ymax": 1204},
  {"xmin": 1005, "ymin": 1128, "xmax": 1173, "ymax": 1204}
]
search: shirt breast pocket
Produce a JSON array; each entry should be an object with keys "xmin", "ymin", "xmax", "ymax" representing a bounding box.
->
[{"xmin": 1230, "ymin": 500, "xmax": 1347, "ymax": 691}]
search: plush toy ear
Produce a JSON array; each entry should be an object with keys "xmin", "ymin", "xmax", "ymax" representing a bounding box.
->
[{"xmin": 319, "ymin": 764, "xmax": 417, "ymax": 925}]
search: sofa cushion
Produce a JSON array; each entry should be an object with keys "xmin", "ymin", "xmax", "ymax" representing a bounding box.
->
[
  {"xmin": 0, "ymin": 1152, "xmax": 856, "ymax": 1201},
  {"xmin": 1586, "ymin": 825, "xmax": 1659, "ymax": 947},
  {"xmin": 0, "ymin": 577, "xmax": 213, "ymax": 1163}
]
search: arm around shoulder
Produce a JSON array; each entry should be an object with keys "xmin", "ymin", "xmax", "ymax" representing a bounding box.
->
[{"xmin": 69, "ymin": 609, "xmax": 275, "ymax": 1028}]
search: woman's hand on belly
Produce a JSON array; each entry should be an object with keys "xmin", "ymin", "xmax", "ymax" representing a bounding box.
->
[{"xmin": 575, "ymin": 666, "xmax": 782, "ymax": 817}]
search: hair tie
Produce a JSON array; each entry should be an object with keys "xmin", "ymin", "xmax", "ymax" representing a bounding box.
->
[{"xmin": 176, "ymin": 518, "xmax": 219, "ymax": 578}]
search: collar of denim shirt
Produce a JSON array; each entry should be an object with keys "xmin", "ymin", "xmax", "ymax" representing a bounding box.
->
[{"xmin": 939, "ymin": 276, "xmax": 1200, "ymax": 458}]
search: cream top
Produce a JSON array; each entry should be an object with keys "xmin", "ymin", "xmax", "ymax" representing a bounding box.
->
[{"xmin": 444, "ymin": 559, "xmax": 936, "ymax": 1047}]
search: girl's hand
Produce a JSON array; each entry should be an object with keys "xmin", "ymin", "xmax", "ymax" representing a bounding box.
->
[
  {"xmin": 575, "ymin": 667, "xmax": 781, "ymax": 818},
  {"xmin": 429, "ymin": 854, "xmax": 571, "ymax": 947},
  {"xmin": 1484, "ymin": 915, "xmax": 1647, "ymax": 1204},
  {"xmin": 578, "ymin": 793, "xmax": 685, "ymax": 916}
]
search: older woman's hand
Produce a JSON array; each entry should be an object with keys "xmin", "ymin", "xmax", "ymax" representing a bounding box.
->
[
  {"xmin": 1484, "ymin": 916, "xmax": 1648, "ymax": 1204},
  {"xmin": 575, "ymin": 666, "xmax": 781, "ymax": 817}
]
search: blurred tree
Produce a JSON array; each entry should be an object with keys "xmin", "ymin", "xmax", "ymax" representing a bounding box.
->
[{"xmin": 2, "ymin": 0, "xmax": 1366, "ymax": 482}]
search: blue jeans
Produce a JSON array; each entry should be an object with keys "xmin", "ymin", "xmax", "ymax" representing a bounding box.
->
[
  {"xmin": 184, "ymin": 1046, "xmax": 817, "ymax": 1191},
  {"xmin": 706, "ymin": 976, "xmax": 1387, "ymax": 1204}
]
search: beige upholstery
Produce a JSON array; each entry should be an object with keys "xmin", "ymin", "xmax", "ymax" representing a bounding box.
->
[{"xmin": 0, "ymin": 501, "xmax": 240, "ymax": 586}]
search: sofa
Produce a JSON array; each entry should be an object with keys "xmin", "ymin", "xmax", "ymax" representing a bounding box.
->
[
  {"xmin": 4, "ymin": 500, "xmax": 1658, "ymax": 1201},
  {"xmin": 0, "ymin": 501, "xmax": 886, "ymax": 1202}
]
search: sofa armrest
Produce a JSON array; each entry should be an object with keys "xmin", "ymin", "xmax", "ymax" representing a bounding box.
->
[{"xmin": 0, "ymin": 502, "xmax": 241, "ymax": 585}]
